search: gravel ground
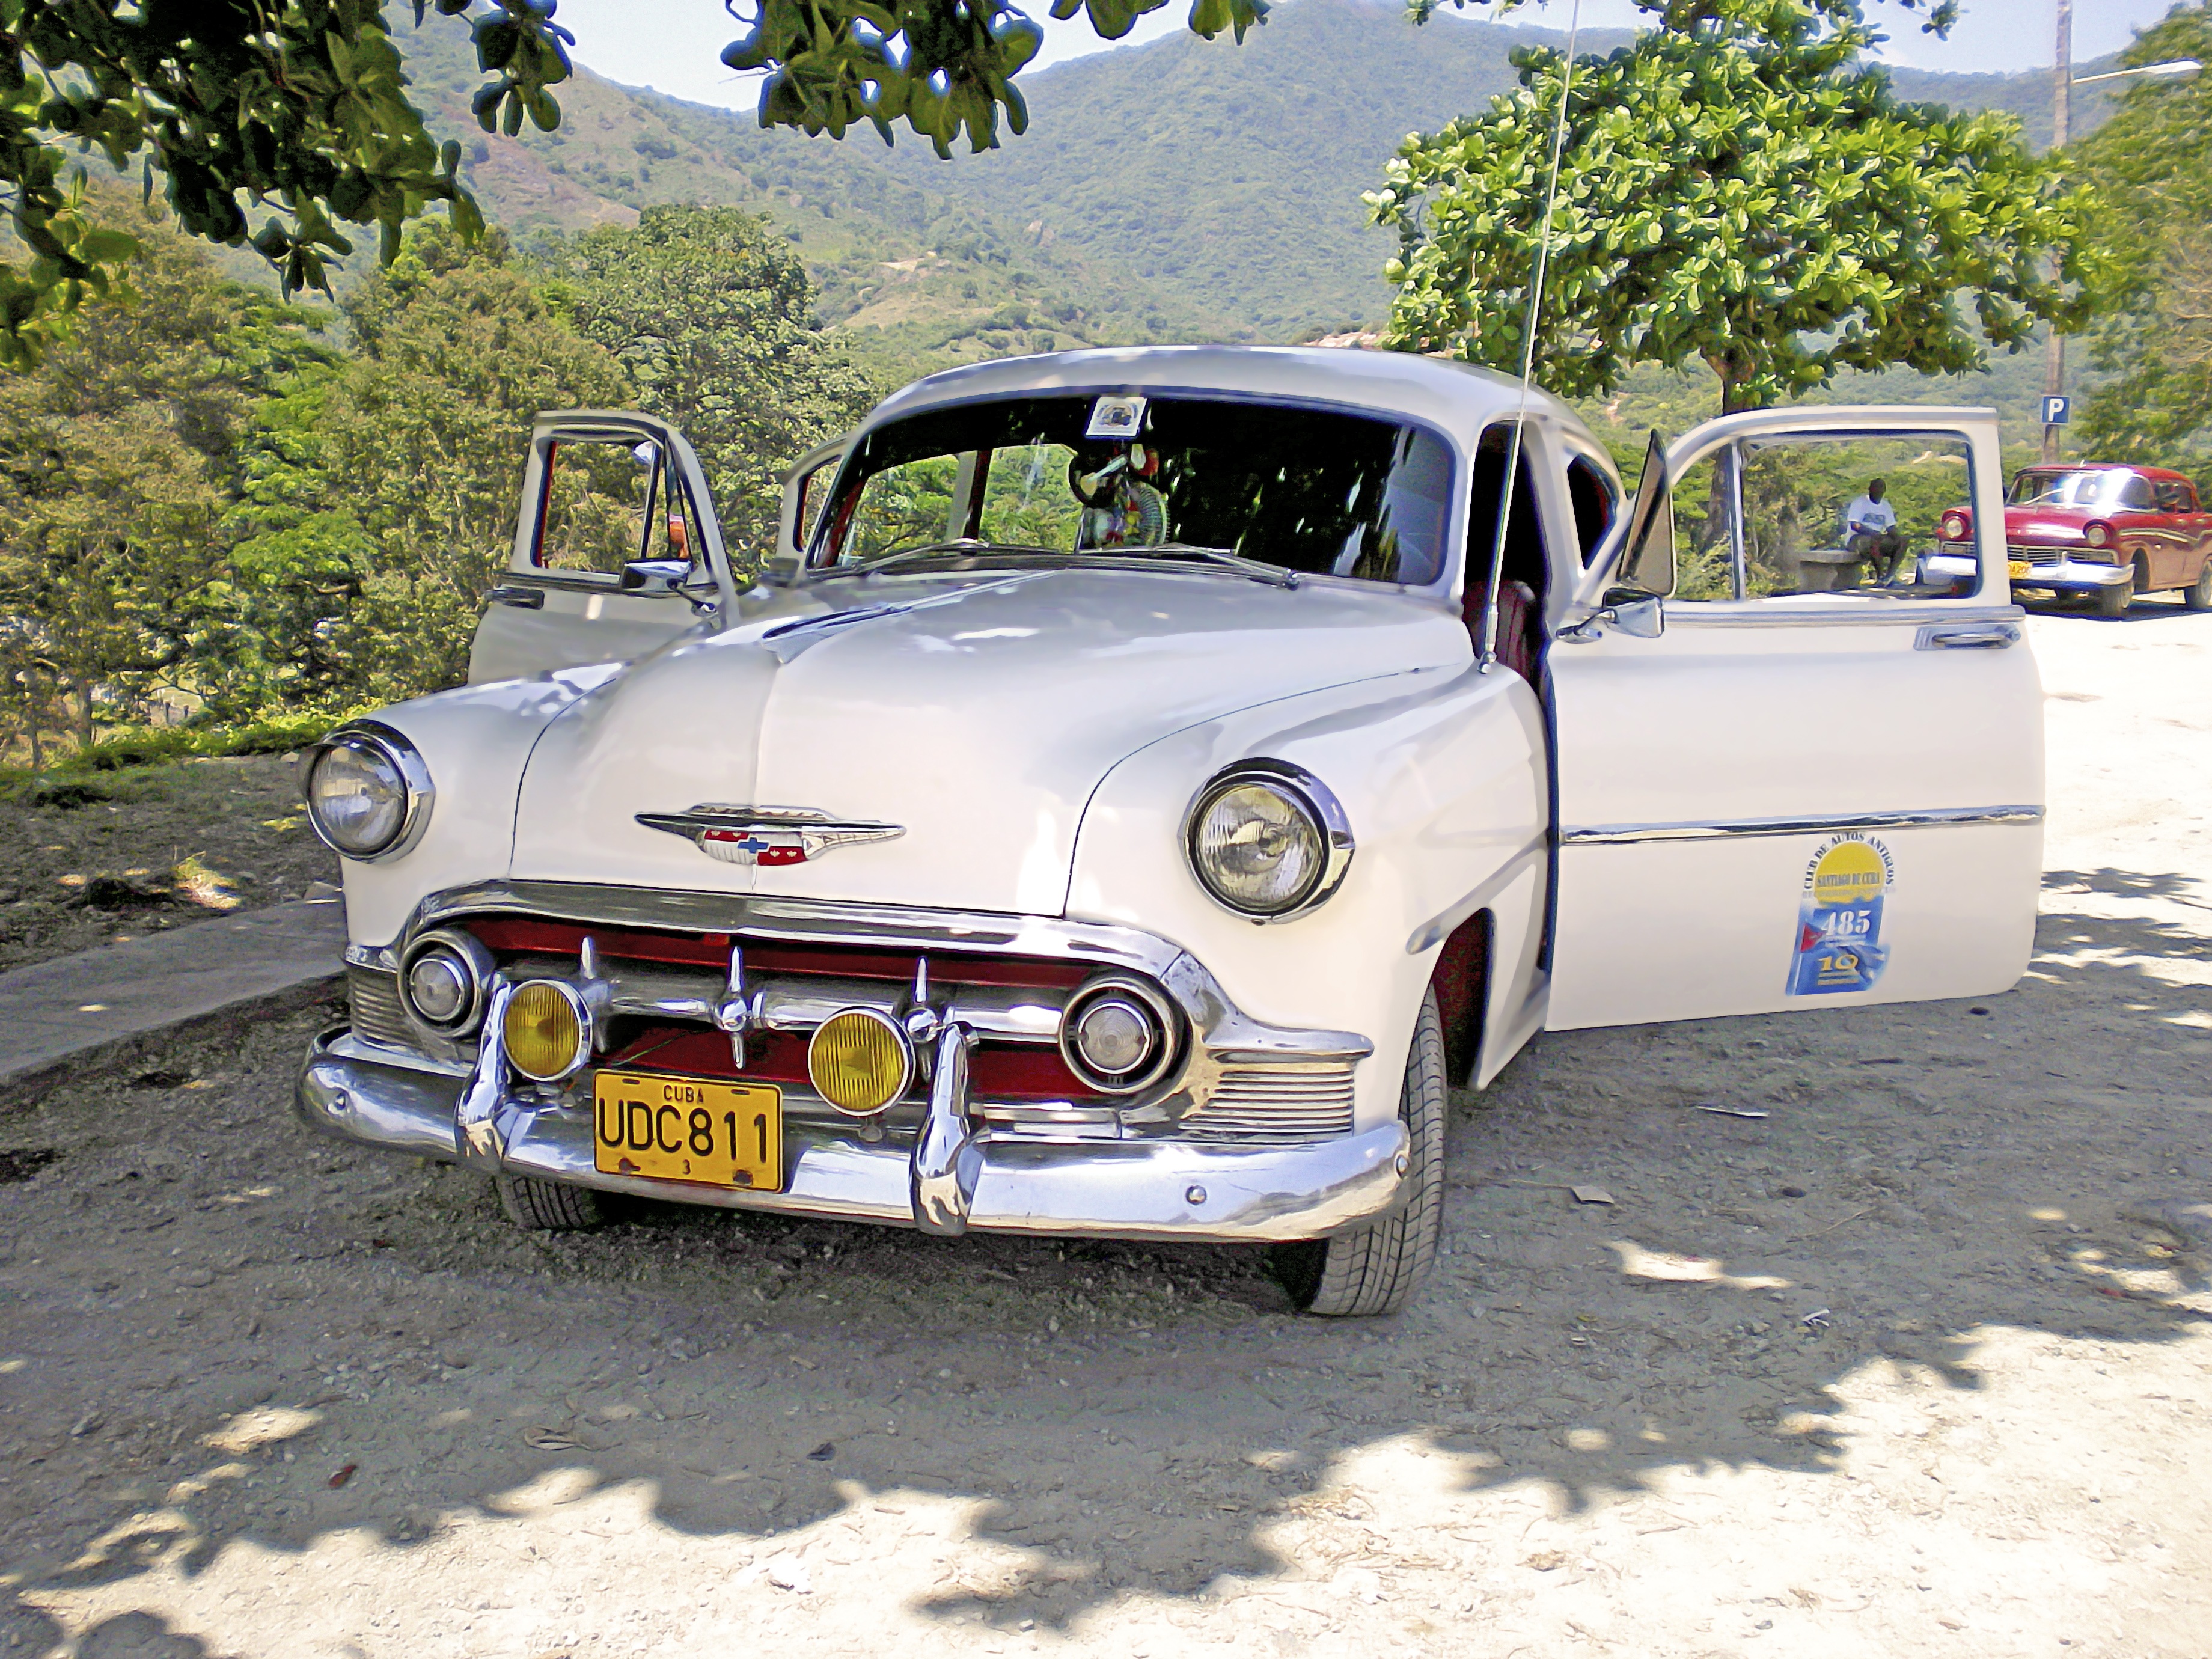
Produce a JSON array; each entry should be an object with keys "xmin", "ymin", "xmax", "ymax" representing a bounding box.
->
[
  {"xmin": 0, "ymin": 608, "xmax": 2205, "ymax": 1659},
  {"xmin": 0, "ymin": 755, "xmax": 340, "ymax": 974}
]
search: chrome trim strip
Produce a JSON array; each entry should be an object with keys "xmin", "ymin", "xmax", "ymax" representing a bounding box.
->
[
  {"xmin": 1664, "ymin": 603, "xmax": 2026, "ymax": 630},
  {"xmin": 1560, "ymin": 805, "xmax": 2045, "ymax": 846},
  {"xmin": 403, "ymin": 880, "xmax": 1185, "ymax": 977}
]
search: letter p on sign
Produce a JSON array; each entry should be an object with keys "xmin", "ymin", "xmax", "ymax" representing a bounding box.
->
[{"xmin": 2042, "ymin": 394, "xmax": 2071, "ymax": 426}]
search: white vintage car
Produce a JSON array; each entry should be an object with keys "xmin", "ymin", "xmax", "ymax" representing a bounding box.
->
[{"xmin": 295, "ymin": 347, "xmax": 2044, "ymax": 1315}]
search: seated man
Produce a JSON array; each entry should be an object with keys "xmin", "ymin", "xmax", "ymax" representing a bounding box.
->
[{"xmin": 1841, "ymin": 477, "xmax": 1905, "ymax": 584}]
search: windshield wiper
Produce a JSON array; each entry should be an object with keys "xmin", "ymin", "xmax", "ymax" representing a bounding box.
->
[
  {"xmin": 1107, "ymin": 542, "xmax": 1301, "ymax": 589},
  {"xmin": 808, "ymin": 540, "xmax": 1065, "ymax": 582}
]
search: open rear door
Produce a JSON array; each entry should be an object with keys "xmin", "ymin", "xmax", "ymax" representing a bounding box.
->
[
  {"xmin": 468, "ymin": 412, "xmax": 735, "ymax": 685},
  {"xmin": 1544, "ymin": 407, "xmax": 2043, "ymax": 1030}
]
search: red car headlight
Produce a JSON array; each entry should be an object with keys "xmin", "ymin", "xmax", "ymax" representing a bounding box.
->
[
  {"xmin": 2085, "ymin": 521, "xmax": 2113, "ymax": 549},
  {"xmin": 1941, "ymin": 511, "xmax": 1969, "ymax": 542}
]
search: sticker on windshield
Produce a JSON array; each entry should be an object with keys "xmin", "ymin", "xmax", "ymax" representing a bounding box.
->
[
  {"xmin": 1085, "ymin": 396, "xmax": 1147, "ymax": 439},
  {"xmin": 1786, "ymin": 833, "xmax": 1893, "ymax": 996}
]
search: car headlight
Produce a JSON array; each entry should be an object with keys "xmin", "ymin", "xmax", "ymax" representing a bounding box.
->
[
  {"xmin": 1184, "ymin": 760, "xmax": 1354, "ymax": 921},
  {"xmin": 303, "ymin": 724, "xmax": 432, "ymax": 861}
]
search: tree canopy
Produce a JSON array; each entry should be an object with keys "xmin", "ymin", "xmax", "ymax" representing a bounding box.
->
[
  {"xmin": 558, "ymin": 206, "xmax": 876, "ymax": 564},
  {"xmin": 1, "ymin": 0, "xmax": 1264, "ymax": 370},
  {"xmin": 2071, "ymin": 4, "xmax": 2212, "ymax": 483},
  {"xmin": 1370, "ymin": 0, "xmax": 2101, "ymax": 412}
]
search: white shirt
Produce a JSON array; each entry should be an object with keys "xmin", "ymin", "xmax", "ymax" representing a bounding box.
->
[{"xmin": 1845, "ymin": 495, "xmax": 1898, "ymax": 536}]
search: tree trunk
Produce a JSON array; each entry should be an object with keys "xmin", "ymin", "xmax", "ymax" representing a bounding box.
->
[{"xmin": 75, "ymin": 679, "xmax": 95, "ymax": 751}]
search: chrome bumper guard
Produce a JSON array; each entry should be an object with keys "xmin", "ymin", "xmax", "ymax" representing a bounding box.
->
[
  {"xmin": 298, "ymin": 1028, "xmax": 1407, "ymax": 1244},
  {"xmin": 1927, "ymin": 549, "xmax": 2128, "ymax": 590}
]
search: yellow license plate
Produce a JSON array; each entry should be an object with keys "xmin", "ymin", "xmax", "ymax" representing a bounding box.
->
[
  {"xmin": 593, "ymin": 1071, "xmax": 783, "ymax": 1192},
  {"xmin": 2007, "ymin": 560, "xmax": 2030, "ymax": 579}
]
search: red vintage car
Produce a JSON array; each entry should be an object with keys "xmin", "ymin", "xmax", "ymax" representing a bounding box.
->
[{"xmin": 1925, "ymin": 463, "xmax": 2212, "ymax": 617}]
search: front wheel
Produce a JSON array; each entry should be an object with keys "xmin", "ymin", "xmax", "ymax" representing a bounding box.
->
[
  {"xmin": 1269, "ymin": 988, "xmax": 1445, "ymax": 1318},
  {"xmin": 2185, "ymin": 560, "xmax": 2212, "ymax": 613},
  {"xmin": 495, "ymin": 1173, "xmax": 605, "ymax": 1230},
  {"xmin": 2098, "ymin": 563, "xmax": 2140, "ymax": 619}
]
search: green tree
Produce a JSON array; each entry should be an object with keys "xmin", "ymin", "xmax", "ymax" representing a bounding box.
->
[
  {"xmin": 558, "ymin": 206, "xmax": 877, "ymax": 566},
  {"xmin": 2071, "ymin": 5, "xmax": 2212, "ymax": 483},
  {"xmin": 2, "ymin": 0, "xmax": 1263, "ymax": 368},
  {"xmin": 221, "ymin": 225, "xmax": 629, "ymax": 710},
  {"xmin": 1370, "ymin": 0, "xmax": 2101, "ymax": 414},
  {"xmin": 0, "ymin": 191, "xmax": 329, "ymax": 757}
]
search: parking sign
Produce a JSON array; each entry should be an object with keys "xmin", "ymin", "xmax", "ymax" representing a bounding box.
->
[{"xmin": 2041, "ymin": 394, "xmax": 2071, "ymax": 426}]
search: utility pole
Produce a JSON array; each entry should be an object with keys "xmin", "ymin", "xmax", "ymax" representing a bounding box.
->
[{"xmin": 2043, "ymin": 0, "xmax": 2071, "ymax": 466}]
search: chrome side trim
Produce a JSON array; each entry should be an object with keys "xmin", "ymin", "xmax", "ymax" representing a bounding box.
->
[
  {"xmin": 1664, "ymin": 603, "xmax": 2026, "ymax": 630},
  {"xmin": 1560, "ymin": 805, "xmax": 2045, "ymax": 846}
]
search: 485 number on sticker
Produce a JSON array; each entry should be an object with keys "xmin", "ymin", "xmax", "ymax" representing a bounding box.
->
[{"xmin": 593, "ymin": 1071, "xmax": 783, "ymax": 1192}]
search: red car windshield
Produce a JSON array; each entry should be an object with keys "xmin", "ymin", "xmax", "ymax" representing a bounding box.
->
[{"xmin": 2008, "ymin": 471, "xmax": 2155, "ymax": 510}]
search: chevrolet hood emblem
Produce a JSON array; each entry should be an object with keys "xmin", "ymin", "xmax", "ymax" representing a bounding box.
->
[{"xmin": 635, "ymin": 805, "xmax": 904, "ymax": 867}]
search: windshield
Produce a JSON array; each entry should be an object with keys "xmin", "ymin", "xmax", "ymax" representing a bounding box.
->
[
  {"xmin": 812, "ymin": 394, "xmax": 1457, "ymax": 585},
  {"xmin": 2008, "ymin": 469, "xmax": 2155, "ymax": 510}
]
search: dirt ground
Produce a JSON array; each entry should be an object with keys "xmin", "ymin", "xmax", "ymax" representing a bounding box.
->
[
  {"xmin": 0, "ymin": 604, "xmax": 2206, "ymax": 1659},
  {"xmin": 0, "ymin": 755, "xmax": 340, "ymax": 974}
]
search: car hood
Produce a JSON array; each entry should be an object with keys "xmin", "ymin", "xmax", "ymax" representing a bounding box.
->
[
  {"xmin": 510, "ymin": 566, "xmax": 1471, "ymax": 915},
  {"xmin": 2002, "ymin": 505, "xmax": 2097, "ymax": 542}
]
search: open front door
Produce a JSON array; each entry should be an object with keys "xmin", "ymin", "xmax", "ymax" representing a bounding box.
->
[
  {"xmin": 1544, "ymin": 407, "xmax": 2043, "ymax": 1030},
  {"xmin": 468, "ymin": 412, "xmax": 735, "ymax": 685},
  {"xmin": 775, "ymin": 438, "xmax": 849, "ymax": 572}
]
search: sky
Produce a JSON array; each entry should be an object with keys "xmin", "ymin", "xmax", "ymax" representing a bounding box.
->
[{"xmin": 543, "ymin": 0, "xmax": 2187, "ymax": 112}]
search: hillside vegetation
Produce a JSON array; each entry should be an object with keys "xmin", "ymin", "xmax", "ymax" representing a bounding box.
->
[{"xmin": 386, "ymin": 0, "xmax": 2110, "ymax": 446}]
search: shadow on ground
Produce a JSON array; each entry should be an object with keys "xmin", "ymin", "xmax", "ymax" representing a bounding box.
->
[{"xmin": 0, "ymin": 874, "xmax": 2205, "ymax": 1645}]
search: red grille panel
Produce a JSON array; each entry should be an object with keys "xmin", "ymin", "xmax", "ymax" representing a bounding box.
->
[
  {"xmin": 601, "ymin": 1024, "xmax": 1088, "ymax": 1101},
  {"xmin": 466, "ymin": 916, "xmax": 1090, "ymax": 988}
]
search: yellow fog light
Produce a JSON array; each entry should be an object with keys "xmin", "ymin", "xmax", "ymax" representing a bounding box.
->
[
  {"xmin": 503, "ymin": 980, "xmax": 589, "ymax": 1082},
  {"xmin": 807, "ymin": 1007, "xmax": 914, "ymax": 1116}
]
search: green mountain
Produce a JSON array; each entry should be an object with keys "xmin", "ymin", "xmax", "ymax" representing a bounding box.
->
[{"xmin": 387, "ymin": 0, "xmax": 2112, "ymax": 439}]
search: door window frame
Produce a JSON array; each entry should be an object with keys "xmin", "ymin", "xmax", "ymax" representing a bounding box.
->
[
  {"xmin": 1570, "ymin": 406, "xmax": 2012, "ymax": 615},
  {"xmin": 507, "ymin": 412, "xmax": 734, "ymax": 609}
]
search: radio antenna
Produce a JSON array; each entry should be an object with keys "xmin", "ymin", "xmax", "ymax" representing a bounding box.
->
[{"xmin": 1479, "ymin": 0, "xmax": 1583, "ymax": 672}]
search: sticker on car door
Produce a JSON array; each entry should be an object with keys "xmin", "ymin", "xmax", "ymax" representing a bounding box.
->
[{"xmin": 1787, "ymin": 834, "xmax": 1893, "ymax": 995}]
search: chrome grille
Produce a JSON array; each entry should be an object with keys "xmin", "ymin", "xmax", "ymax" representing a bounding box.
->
[
  {"xmin": 347, "ymin": 965, "xmax": 414, "ymax": 1051},
  {"xmin": 2008, "ymin": 544, "xmax": 2063, "ymax": 566},
  {"xmin": 1182, "ymin": 1063, "xmax": 1355, "ymax": 1143}
]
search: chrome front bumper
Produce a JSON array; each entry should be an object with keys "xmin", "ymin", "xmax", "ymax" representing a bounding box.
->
[
  {"xmin": 1925, "ymin": 549, "xmax": 2128, "ymax": 591},
  {"xmin": 296, "ymin": 1028, "xmax": 1410, "ymax": 1244}
]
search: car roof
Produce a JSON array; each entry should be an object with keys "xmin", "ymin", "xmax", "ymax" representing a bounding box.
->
[{"xmin": 861, "ymin": 344, "xmax": 1590, "ymax": 453}]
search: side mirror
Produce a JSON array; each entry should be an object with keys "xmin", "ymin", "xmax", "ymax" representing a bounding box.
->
[
  {"xmin": 1557, "ymin": 587, "xmax": 1666, "ymax": 644},
  {"xmin": 1615, "ymin": 428, "xmax": 1677, "ymax": 599},
  {"xmin": 1600, "ymin": 588, "xmax": 1664, "ymax": 638},
  {"xmin": 620, "ymin": 558, "xmax": 692, "ymax": 594}
]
